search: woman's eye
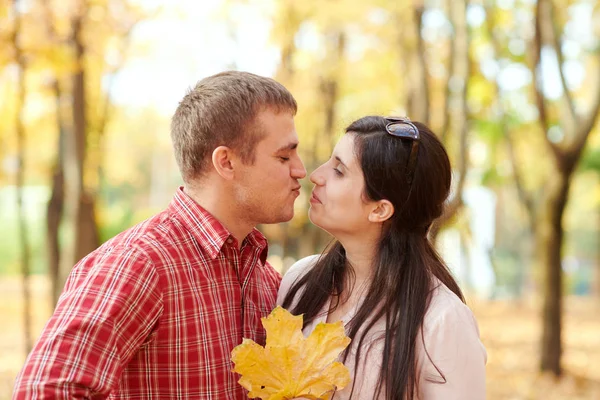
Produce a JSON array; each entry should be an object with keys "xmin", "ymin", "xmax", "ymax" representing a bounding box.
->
[{"xmin": 333, "ymin": 168, "xmax": 343, "ymax": 176}]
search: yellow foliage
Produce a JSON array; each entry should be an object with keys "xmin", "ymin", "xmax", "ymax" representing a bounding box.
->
[{"xmin": 231, "ymin": 306, "xmax": 351, "ymax": 400}]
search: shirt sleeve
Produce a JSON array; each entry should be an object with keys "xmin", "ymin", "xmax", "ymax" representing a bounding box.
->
[
  {"xmin": 12, "ymin": 246, "xmax": 163, "ymax": 399},
  {"xmin": 418, "ymin": 300, "xmax": 487, "ymax": 400}
]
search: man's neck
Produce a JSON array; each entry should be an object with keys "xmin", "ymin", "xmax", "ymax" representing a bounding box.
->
[{"xmin": 183, "ymin": 184, "xmax": 254, "ymax": 248}]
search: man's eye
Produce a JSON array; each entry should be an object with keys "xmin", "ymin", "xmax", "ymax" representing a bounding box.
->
[{"xmin": 280, "ymin": 157, "xmax": 290, "ymax": 161}]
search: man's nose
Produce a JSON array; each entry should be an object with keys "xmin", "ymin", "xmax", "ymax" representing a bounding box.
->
[{"xmin": 291, "ymin": 156, "xmax": 307, "ymax": 179}]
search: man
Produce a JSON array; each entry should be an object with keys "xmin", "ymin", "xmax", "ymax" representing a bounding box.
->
[{"xmin": 13, "ymin": 71, "xmax": 306, "ymax": 399}]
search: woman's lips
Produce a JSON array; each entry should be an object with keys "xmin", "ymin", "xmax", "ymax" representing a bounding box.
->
[{"xmin": 310, "ymin": 192, "xmax": 322, "ymax": 204}]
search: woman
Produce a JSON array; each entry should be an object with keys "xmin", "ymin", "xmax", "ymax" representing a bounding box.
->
[{"xmin": 278, "ymin": 116, "xmax": 486, "ymax": 400}]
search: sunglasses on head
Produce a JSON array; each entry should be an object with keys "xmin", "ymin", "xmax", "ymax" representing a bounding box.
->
[{"xmin": 384, "ymin": 117, "xmax": 420, "ymax": 186}]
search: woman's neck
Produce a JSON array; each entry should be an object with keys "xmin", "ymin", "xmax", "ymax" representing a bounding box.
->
[{"xmin": 338, "ymin": 233, "xmax": 379, "ymax": 288}]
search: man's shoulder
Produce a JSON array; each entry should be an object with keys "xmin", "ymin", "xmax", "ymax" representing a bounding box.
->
[
  {"xmin": 103, "ymin": 210, "xmax": 171, "ymax": 250},
  {"xmin": 87, "ymin": 208, "xmax": 197, "ymax": 267}
]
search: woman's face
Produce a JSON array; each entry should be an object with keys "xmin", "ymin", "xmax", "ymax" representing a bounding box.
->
[{"xmin": 309, "ymin": 133, "xmax": 377, "ymax": 236}]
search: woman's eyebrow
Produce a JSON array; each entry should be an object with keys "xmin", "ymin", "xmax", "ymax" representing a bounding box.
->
[{"xmin": 335, "ymin": 156, "xmax": 348, "ymax": 169}]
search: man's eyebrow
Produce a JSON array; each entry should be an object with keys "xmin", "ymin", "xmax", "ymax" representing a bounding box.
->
[{"xmin": 276, "ymin": 142, "xmax": 298, "ymax": 152}]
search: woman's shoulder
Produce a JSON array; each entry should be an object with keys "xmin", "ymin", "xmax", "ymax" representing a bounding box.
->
[
  {"xmin": 276, "ymin": 254, "xmax": 320, "ymax": 306},
  {"xmin": 422, "ymin": 280, "xmax": 487, "ymax": 363},
  {"xmin": 286, "ymin": 254, "xmax": 320, "ymax": 279},
  {"xmin": 425, "ymin": 281, "xmax": 479, "ymax": 331},
  {"xmin": 418, "ymin": 280, "xmax": 487, "ymax": 395}
]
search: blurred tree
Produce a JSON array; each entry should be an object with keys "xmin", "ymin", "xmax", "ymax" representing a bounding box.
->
[
  {"xmin": 262, "ymin": 0, "xmax": 476, "ymax": 258},
  {"xmin": 302, "ymin": 29, "xmax": 346, "ymax": 255},
  {"xmin": 271, "ymin": 0, "xmax": 306, "ymax": 262},
  {"xmin": 580, "ymin": 145, "xmax": 600, "ymax": 297},
  {"xmin": 481, "ymin": 0, "xmax": 535, "ymax": 299},
  {"xmin": 39, "ymin": 0, "xmax": 70, "ymax": 306},
  {"xmin": 480, "ymin": 0, "xmax": 599, "ymax": 376},
  {"xmin": 403, "ymin": 0, "xmax": 429, "ymax": 125},
  {"xmin": 47, "ymin": 94, "xmax": 66, "ymax": 306},
  {"xmin": 34, "ymin": 0, "xmax": 143, "ymax": 303},
  {"xmin": 70, "ymin": 2, "xmax": 99, "ymax": 271},
  {"xmin": 9, "ymin": 0, "xmax": 33, "ymax": 354},
  {"xmin": 273, "ymin": 0, "xmax": 301, "ymax": 84},
  {"xmin": 528, "ymin": 0, "xmax": 600, "ymax": 376},
  {"xmin": 266, "ymin": 0, "xmax": 353, "ymax": 262},
  {"xmin": 429, "ymin": 0, "xmax": 471, "ymax": 241}
]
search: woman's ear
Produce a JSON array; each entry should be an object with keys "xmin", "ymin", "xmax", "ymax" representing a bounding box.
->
[
  {"xmin": 211, "ymin": 146, "xmax": 235, "ymax": 180},
  {"xmin": 368, "ymin": 199, "xmax": 394, "ymax": 223}
]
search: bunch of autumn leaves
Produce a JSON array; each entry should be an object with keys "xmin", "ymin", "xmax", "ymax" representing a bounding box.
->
[{"xmin": 231, "ymin": 307, "xmax": 352, "ymax": 400}]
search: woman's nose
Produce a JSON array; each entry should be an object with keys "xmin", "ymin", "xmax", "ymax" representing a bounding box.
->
[{"xmin": 310, "ymin": 164, "xmax": 325, "ymax": 186}]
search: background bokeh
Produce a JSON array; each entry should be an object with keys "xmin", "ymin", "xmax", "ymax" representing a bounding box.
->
[{"xmin": 1, "ymin": 0, "xmax": 599, "ymax": 398}]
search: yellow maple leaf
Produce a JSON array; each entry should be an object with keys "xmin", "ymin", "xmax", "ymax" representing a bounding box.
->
[{"xmin": 231, "ymin": 306, "xmax": 352, "ymax": 400}]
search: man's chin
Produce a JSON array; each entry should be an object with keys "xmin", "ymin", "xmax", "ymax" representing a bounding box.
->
[
  {"xmin": 276, "ymin": 212, "xmax": 294, "ymax": 223},
  {"xmin": 268, "ymin": 211, "xmax": 294, "ymax": 224}
]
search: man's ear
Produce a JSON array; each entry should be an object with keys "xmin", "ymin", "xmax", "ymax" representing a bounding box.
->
[
  {"xmin": 212, "ymin": 146, "xmax": 235, "ymax": 180},
  {"xmin": 368, "ymin": 199, "xmax": 394, "ymax": 223}
]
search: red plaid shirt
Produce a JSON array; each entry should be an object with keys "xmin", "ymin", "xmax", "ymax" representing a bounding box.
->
[{"xmin": 13, "ymin": 187, "xmax": 281, "ymax": 399}]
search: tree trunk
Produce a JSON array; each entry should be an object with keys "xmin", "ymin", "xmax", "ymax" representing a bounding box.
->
[
  {"xmin": 440, "ymin": 0, "xmax": 455, "ymax": 144},
  {"xmin": 47, "ymin": 169, "xmax": 64, "ymax": 306},
  {"xmin": 538, "ymin": 172, "xmax": 569, "ymax": 375},
  {"xmin": 71, "ymin": 11, "xmax": 100, "ymax": 265},
  {"xmin": 430, "ymin": 0, "xmax": 470, "ymax": 244},
  {"xmin": 273, "ymin": 1, "xmax": 301, "ymax": 262},
  {"xmin": 530, "ymin": 0, "xmax": 600, "ymax": 375},
  {"xmin": 406, "ymin": 2, "xmax": 429, "ymax": 125},
  {"xmin": 320, "ymin": 31, "xmax": 345, "ymax": 152},
  {"xmin": 596, "ymin": 199, "xmax": 600, "ymax": 298},
  {"xmin": 47, "ymin": 80, "xmax": 66, "ymax": 307},
  {"xmin": 74, "ymin": 192, "xmax": 100, "ymax": 262},
  {"xmin": 297, "ymin": 30, "xmax": 345, "ymax": 259},
  {"xmin": 16, "ymin": 86, "xmax": 32, "ymax": 355},
  {"xmin": 11, "ymin": 0, "xmax": 32, "ymax": 354}
]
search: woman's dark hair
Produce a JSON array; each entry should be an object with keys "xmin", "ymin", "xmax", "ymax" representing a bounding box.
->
[{"xmin": 282, "ymin": 116, "xmax": 464, "ymax": 400}]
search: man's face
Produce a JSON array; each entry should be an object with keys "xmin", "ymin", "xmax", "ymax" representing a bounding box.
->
[{"xmin": 233, "ymin": 108, "xmax": 306, "ymax": 224}]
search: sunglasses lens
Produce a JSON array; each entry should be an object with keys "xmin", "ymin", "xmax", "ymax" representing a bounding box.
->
[
  {"xmin": 387, "ymin": 123, "xmax": 409, "ymax": 134},
  {"xmin": 384, "ymin": 118, "xmax": 420, "ymax": 189},
  {"xmin": 387, "ymin": 123, "xmax": 418, "ymax": 138}
]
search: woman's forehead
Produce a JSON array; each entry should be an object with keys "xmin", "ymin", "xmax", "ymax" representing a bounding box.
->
[{"xmin": 333, "ymin": 134, "xmax": 358, "ymax": 167}]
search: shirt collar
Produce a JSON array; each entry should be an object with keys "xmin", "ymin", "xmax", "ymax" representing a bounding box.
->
[
  {"xmin": 168, "ymin": 187, "xmax": 268, "ymax": 261},
  {"xmin": 244, "ymin": 227, "xmax": 269, "ymax": 265}
]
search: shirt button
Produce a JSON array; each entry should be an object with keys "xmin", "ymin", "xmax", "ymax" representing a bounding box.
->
[{"xmin": 227, "ymin": 238, "xmax": 233, "ymax": 244}]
